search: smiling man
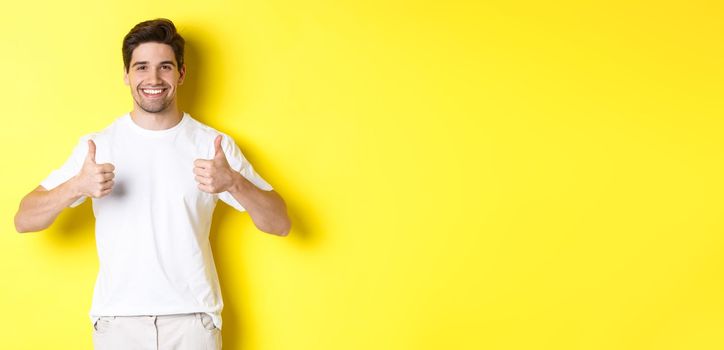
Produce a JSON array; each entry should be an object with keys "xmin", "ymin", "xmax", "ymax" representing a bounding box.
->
[{"xmin": 14, "ymin": 18, "xmax": 291, "ymax": 349}]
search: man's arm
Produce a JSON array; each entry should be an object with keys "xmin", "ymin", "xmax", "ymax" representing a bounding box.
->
[
  {"xmin": 15, "ymin": 139, "xmax": 115, "ymax": 233},
  {"xmin": 227, "ymin": 173, "xmax": 291, "ymax": 236},
  {"xmin": 14, "ymin": 182, "xmax": 85, "ymax": 233},
  {"xmin": 193, "ymin": 135, "xmax": 291, "ymax": 236}
]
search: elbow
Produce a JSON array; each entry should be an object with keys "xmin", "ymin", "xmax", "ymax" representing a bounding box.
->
[
  {"xmin": 276, "ymin": 223, "xmax": 291, "ymax": 237},
  {"xmin": 14, "ymin": 207, "xmax": 45, "ymax": 233},
  {"xmin": 15, "ymin": 220, "xmax": 47, "ymax": 234},
  {"xmin": 14, "ymin": 198, "xmax": 34, "ymax": 233},
  {"xmin": 14, "ymin": 213, "xmax": 31, "ymax": 233},
  {"xmin": 262, "ymin": 218, "xmax": 291, "ymax": 237}
]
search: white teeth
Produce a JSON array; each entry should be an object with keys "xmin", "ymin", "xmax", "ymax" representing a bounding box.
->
[{"xmin": 142, "ymin": 89, "xmax": 163, "ymax": 94}]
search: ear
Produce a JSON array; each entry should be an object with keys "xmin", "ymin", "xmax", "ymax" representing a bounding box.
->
[
  {"xmin": 178, "ymin": 64, "xmax": 187, "ymax": 85},
  {"xmin": 123, "ymin": 67, "xmax": 129, "ymax": 86}
]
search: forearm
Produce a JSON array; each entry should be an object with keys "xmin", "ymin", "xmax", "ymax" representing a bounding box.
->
[
  {"xmin": 227, "ymin": 173, "xmax": 291, "ymax": 236},
  {"xmin": 14, "ymin": 178, "xmax": 84, "ymax": 233}
]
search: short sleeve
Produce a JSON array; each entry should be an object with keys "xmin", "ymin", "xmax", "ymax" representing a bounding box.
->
[
  {"xmin": 40, "ymin": 135, "xmax": 91, "ymax": 208},
  {"xmin": 217, "ymin": 133, "xmax": 274, "ymax": 212}
]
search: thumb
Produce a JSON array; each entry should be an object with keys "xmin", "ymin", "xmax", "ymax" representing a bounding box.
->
[
  {"xmin": 86, "ymin": 139, "xmax": 96, "ymax": 164},
  {"xmin": 214, "ymin": 135, "xmax": 224, "ymax": 159}
]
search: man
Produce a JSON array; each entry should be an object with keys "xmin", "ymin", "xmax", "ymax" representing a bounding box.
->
[{"xmin": 14, "ymin": 18, "xmax": 291, "ymax": 349}]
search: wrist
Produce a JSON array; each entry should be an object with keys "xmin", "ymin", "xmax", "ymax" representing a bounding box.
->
[
  {"xmin": 228, "ymin": 171, "xmax": 250, "ymax": 194},
  {"xmin": 67, "ymin": 175, "xmax": 85, "ymax": 198}
]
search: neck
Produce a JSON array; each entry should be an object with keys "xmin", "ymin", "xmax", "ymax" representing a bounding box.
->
[{"xmin": 130, "ymin": 104, "xmax": 183, "ymax": 131}]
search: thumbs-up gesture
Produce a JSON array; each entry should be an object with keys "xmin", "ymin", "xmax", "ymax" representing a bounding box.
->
[
  {"xmin": 73, "ymin": 139, "xmax": 115, "ymax": 198},
  {"xmin": 193, "ymin": 135, "xmax": 236, "ymax": 194}
]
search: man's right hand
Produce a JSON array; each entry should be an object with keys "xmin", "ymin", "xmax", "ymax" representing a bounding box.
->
[{"xmin": 72, "ymin": 139, "xmax": 115, "ymax": 198}]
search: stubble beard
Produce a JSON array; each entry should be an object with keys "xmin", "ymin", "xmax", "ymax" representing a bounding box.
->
[{"xmin": 134, "ymin": 90, "xmax": 173, "ymax": 114}]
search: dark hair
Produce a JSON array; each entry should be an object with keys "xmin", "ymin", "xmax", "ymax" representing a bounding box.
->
[{"xmin": 122, "ymin": 18, "xmax": 185, "ymax": 73}]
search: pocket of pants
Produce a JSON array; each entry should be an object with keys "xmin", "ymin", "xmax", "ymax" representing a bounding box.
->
[
  {"xmin": 199, "ymin": 313, "xmax": 219, "ymax": 332},
  {"xmin": 93, "ymin": 316, "xmax": 114, "ymax": 334}
]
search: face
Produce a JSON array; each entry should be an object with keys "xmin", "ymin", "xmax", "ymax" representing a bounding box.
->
[{"xmin": 124, "ymin": 42, "xmax": 185, "ymax": 114}]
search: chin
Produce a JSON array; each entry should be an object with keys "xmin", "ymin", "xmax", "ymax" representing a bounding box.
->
[{"xmin": 135, "ymin": 100, "xmax": 171, "ymax": 114}]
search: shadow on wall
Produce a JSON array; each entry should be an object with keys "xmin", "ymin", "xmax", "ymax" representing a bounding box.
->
[
  {"xmin": 179, "ymin": 28, "xmax": 319, "ymax": 244},
  {"xmin": 46, "ymin": 200, "xmax": 95, "ymax": 248},
  {"xmin": 180, "ymin": 26, "xmax": 322, "ymax": 349},
  {"xmin": 177, "ymin": 30, "xmax": 206, "ymax": 120}
]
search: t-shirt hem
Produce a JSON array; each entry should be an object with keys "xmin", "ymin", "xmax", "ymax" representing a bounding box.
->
[{"xmin": 89, "ymin": 309, "xmax": 223, "ymax": 329}]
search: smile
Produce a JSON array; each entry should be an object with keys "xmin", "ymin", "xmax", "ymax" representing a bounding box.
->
[{"xmin": 141, "ymin": 88, "xmax": 167, "ymax": 97}]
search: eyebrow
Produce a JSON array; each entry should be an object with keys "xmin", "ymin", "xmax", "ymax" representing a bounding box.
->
[{"xmin": 131, "ymin": 61, "xmax": 177, "ymax": 67}]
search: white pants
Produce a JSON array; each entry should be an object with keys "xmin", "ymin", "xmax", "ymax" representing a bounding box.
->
[{"xmin": 92, "ymin": 312, "xmax": 222, "ymax": 350}]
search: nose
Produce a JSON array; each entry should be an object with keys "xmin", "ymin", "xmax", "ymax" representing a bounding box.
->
[{"xmin": 149, "ymin": 68, "xmax": 163, "ymax": 85}]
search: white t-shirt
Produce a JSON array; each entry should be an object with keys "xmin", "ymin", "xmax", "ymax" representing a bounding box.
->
[{"xmin": 40, "ymin": 112, "xmax": 273, "ymax": 331}]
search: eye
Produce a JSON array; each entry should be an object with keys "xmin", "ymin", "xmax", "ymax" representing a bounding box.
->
[
  {"xmin": 136, "ymin": 65, "xmax": 147, "ymax": 71},
  {"xmin": 161, "ymin": 65, "xmax": 172, "ymax": 70}
]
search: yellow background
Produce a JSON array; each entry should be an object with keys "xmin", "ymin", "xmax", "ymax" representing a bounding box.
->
[{"xmin": 1, "ymin": 1, "xmax": 723, "ymax": 349}]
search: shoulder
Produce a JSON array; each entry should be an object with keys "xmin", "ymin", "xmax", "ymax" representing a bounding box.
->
[
  {"xmin": 76, "ymin": 114, "xmax": 125, "ymax": 146},
  {"xmin": 185, "ymin": 115, "xmax": 219, "ymax": 137},
  {"xmin": 60, "ymin": 116, "xmax": 119, "ymax": 159},
  {"xmin": 182, "ymin": 114, "xmax": 236, "ymax": 145},
  {"xmin": 72, "ymin": 115, "xmax": 120, "ymax": 144},
  {"xmin": 181, "ymin": 114, "xmax": 242, "ymax": 158}
]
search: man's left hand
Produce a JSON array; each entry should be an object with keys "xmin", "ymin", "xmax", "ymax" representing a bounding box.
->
[{"xmin": 193, "ymin": 135, "xmax": 237, "ymax": 194}]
